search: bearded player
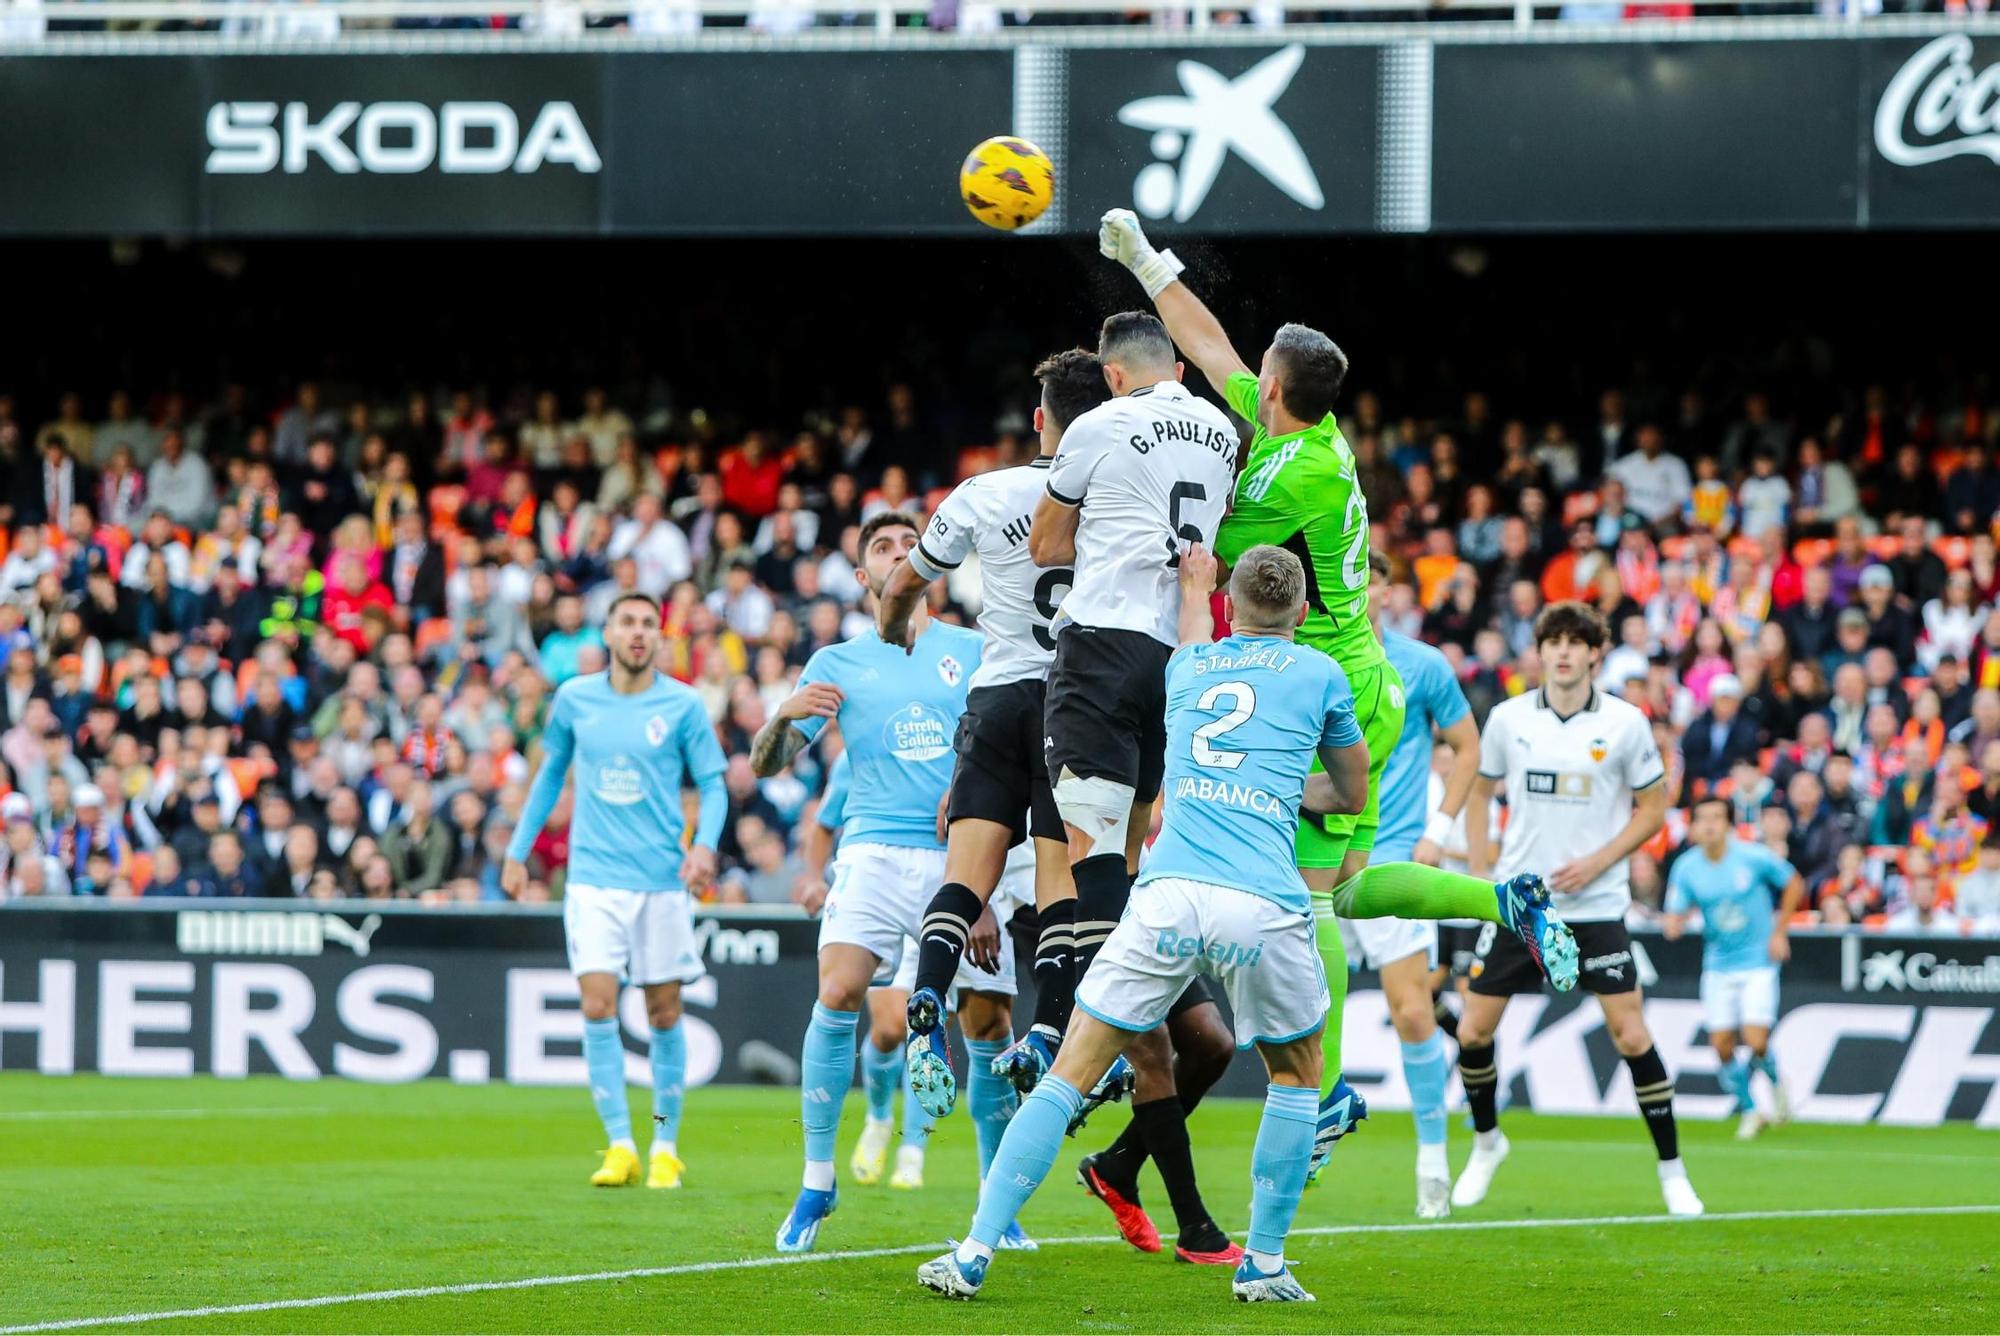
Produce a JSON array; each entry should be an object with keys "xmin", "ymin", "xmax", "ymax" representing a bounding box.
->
[
  {"xmin": 1101, "ymin": 208, "xmax": 1579, "ymax": 1173},
  {"xmin": 502, "ymin": 591, "xmax": 728, "ymax": 1191},
  {"xmin": 749, "ymin": 511, "xmax": 986, "ymax": 1253}
]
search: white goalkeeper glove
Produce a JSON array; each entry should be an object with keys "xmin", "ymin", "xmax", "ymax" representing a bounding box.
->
[{"xmin": 1099, "ymin": 208, "xmax": 1184, "ymax": 301}]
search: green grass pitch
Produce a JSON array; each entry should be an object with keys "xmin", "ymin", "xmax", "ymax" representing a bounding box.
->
[{"xmin": 2, "ymin": 1074, "xmax": 1994, "ymax": 1333}]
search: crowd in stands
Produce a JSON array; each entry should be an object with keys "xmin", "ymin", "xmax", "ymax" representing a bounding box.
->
[
  {"xmin": 0, "ymin": 0, "xmax": 1971, "ymax": 42},
  {"xmin": 0, "ymin": 370, "xmax": 1996, "ymax": 938}
]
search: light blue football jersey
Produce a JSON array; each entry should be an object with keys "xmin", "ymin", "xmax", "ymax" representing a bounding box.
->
[
  {"xmin": 1665, "ymin": 838, "xmax": 1796, "ymax": 973},
  {"xmin": 1140, "ymin": 635, "xmax": 1362, "ymax": 914},
  {"xmin": 792, "ymin": 622, "xmax": 983, "ymax": 850},
  {"xmin": 1372, "ymin": 629, "xmax": 1472, "ymax": 862},
  {"xmin": 817, "ymin": 752, "xmax": 852, "ymax": 832},
  {"xmin": 507, "ymin": 671, "xmax": 729, "ymax": 892}
]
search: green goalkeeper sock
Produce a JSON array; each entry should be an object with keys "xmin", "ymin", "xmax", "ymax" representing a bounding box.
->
[
  {"xmin": 1311, "ymin": 891, "xmax": 1349, "ymax": 1099},
  {"xmin": 1328, "ymin": 862, "xmax": 1501, "ymax": 925}
]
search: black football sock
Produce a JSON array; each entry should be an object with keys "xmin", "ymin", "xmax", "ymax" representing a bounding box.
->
[
  {"xmin": 1093, "ymin": 1028, "xmax": 1228, "ymax": 1187},
  {"xmin": 1625, "ymin": 1046, "xmax": 1681, "ymax": 1161},
  {"xmin": 912, "ymin": 882, "xmax": 983, "ymax": 1004},
  {"xmin": 1070, "ymin": 852, "xmax": 1131, "ymax": 984},
  {"xmin": 1459, "ymin": 1041, "xmax": 1500, "ymax": 1134},
  {"xmin": 1029, "ymin": 898, "xmax": 1077, "ymax": 1035},
  {"xmin": 1131, "ymin": 1096, "xmax": 1214, "ymax": 1238},
  {"xmin": 1433, "ymin": 991, "xmax": 1460, "ymax": 1039}
]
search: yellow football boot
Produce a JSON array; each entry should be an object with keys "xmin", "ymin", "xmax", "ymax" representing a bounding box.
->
[
  {"xmin": 647, "ymin": 1148, "xmax": 686, "ymax": 1190},
  {"xmin": 590, "ymin": 1145, "xmax": 642, "ymax": 1187}
]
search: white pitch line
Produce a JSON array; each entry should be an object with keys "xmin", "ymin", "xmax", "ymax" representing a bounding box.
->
[
  {"xmin": 3, "ymin": 1202, "xmax": 1994, "ymax": 1335},
  {"xmin": 0, "ymin": 1108, "xmax": 335, "ymax": 1122}
]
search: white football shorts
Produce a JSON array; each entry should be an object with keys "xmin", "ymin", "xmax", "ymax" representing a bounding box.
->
[
  {"xmin": 1340, "ymin": 916, "xmax": 1439, "ymax": 972},
  {"xmin": 820, "ymin": 841, "xmax": 947, "ymax": 983},
  {"xmin": 1700, "ymin": 964, "xmax": 1780, "ymax": 1032},
  {"xmin": 1077, "ymin": 875, "xmax": 1329, "ymax": 1050},
  {"xmin": 564, "ymin": 883, "xmax": 706, "ymax": 986}
]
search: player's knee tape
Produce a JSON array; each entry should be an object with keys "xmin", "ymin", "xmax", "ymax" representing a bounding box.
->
[{"xmin": 1053, "ymin": 770, "xmax": 1135, "ymax": 860}]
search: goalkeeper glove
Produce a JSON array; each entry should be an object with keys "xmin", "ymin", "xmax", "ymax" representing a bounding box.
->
[{"xmin": 1099, "ymin": 208, "xmax": 1184, "ymax": 301}]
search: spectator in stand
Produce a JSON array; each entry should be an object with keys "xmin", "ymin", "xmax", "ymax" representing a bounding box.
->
[
  {"xmin": 1884, "ymin": 863, "xmax": 1961, "ymax": 936},
  {"xmin": 1876, "ymin": 443, "xmax": 1932, "ymax": 524},
  {"xmin": 1737, "ymin": 449, "xmax": 1792, "ymax": 541},
  {"xmin": 1721, "ymin": 390, "xmax": 1789, "ymax": 475},
  {"xmin": 1945, "ymin": 442, "xmax": 2000, "ymax": 536},
  {"xmin": 1681, "ymin": 673, "xmax": 1761, "ymax": 793},
  {"xmin": 1887, "ymin": 515, "xmax": 1949, "ymax": 610},
  {"xmin": 382, "ymin": 780, "xmax": 451, "ymax": 896},
  {"xmin": 1783, "ymin": 769, "xmax": 1852, "ymax": 888},
  {"xmin": 146, "ymin": 430, "xmax": 214, "ymax": 529},
  {"xmin": 1953, "ymin": 838, "xmax": 2000, "ymax": 932},
  {"xmin": 1816, "ymin": 842, "xmax": 1882, "ymax": 926},
  {"xmin": 1609, "ymin": 423, "xmax": 1691, "ymax": 526},
  {"xmin": 1910, "ymin": 783, "xmax": 1987, "ymax": 897},
  {"xmin": 1792, "ymin": 437, "xmax": 1859, "ymax": 532},
  {"xmin": 720, "ymin": 431, "xmax": 785, "ymax": 519},
  {"xmin": 608, "ymin": 491, "xmax": 692, "ymax": 597},
  {"xmin": 1933, "ymin": 653, "xmax": 1974, "ymax": 731},
  {"xmin": 1857, "ymin": 565, "xmax": 1917, "ymax": 666},
  {"xmin": 1827, "ymin": 516, "xmax": 1873, "ymax": 608}
]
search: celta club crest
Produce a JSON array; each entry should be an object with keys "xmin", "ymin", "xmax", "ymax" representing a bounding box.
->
[
  {"xmin": 1115, "ymin": 44, "xmax": 1325, "ymax": 223},
  {"xmin": 938, "ymin": 655, "xmax": 963, "ymax": 687},
  {"xmin": 646, "ymin": 715, "xmax": 669, "ymax": 747}
]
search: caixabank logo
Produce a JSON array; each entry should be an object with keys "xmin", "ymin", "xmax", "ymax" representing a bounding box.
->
[
  {"xmin": 1874, "ymin": 35, "xmax": 2000, "ymax": 170},
  {"xmin": 204, "ymin": 100, "xmax": 601, "ymax": 175}
]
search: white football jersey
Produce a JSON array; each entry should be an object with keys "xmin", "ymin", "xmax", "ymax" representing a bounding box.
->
[
  {"xmin": 909, "ymin": 458, "xmax": 1067, "ymax": 691},
  {"xmin": 1477, "ymin": 687, "xmax": 1665, "ymax": 922},
  {"xmin": 1044, "ymin": 381, "xmax": 1237, "ymax": 647}
]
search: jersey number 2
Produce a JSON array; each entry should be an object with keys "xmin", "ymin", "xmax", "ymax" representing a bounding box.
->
[{"xmin": 1190, "ymin": 681, "xmax": 1255, "ymax": 770}]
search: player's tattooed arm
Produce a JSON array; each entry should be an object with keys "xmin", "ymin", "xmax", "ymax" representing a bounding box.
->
[{"xmin": 749, "ymin": 682, "xmax": 844, "ymax": 777}]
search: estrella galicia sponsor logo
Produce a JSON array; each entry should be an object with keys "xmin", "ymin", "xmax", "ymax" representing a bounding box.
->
[
  {"xmin": 1115, "ymin": 44, "xmax": 1324, "ymax": 223},
  {"xmin": 884, "ymin": 702, "xmax": 952, "ymax": 763},
  {"xmin": 1154, "ymin": 930, "xmax": 1264, "ymax": 968},
  {"xmin": 1874, "ymin": 35, "xmax": 2000, "ymax": 169},
  {"xmin": 205, "ymin": 100, "xmax": 601, "ymax": 176},
  {"xmin": 1853, "ymin": 947, "xmax": 2000, "ymax": 994},
  {"xmin": 177, "ymin": 910, "xmax": 381, "ymax": 957},
  {"xmin": 593, "ymin": 757, "xmax": 644, "ymax": 806}
]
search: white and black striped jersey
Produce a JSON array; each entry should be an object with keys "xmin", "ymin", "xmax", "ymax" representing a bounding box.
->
[
  {"xmin": 908, "ymin": 457, "xmax": 1069, "ymax": 692},
  {"xmin": 1044, "ymin": 381, "xmax": 1236, "ymax": 648}
]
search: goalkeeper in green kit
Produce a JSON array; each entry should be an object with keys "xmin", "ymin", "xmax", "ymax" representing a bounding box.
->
[{"xmin": 1097, "ymin": 208, "xmax": 1580, "ymax": 1175}]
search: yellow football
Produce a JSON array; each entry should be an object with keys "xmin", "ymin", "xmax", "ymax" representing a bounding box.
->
[{"xmin": 959, "ymin": 135, "xmax": 1055, "ymax": 232}]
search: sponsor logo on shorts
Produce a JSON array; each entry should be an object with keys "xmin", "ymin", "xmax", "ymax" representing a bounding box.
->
[
  {"xmin": 1584, "ymin": 949, "xmax": 1632, "ymax": 981},
  {"xmin": 1154, "ymin": 930, "xmax": 1263, "ymax": 968}
]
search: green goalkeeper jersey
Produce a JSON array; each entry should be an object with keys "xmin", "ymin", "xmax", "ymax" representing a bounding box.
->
[{"xmin": 1214, "ymin": 370, "xmax": 1386, "ymax": 675}]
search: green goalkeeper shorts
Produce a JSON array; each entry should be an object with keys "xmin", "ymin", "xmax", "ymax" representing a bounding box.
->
[{"xmin": 1296, "ymin": 659, "xmax": 1407, "ymax": 870}]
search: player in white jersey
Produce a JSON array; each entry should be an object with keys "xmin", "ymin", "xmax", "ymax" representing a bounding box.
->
[
  {"xmin": 1024, "ymin": 311, "xmax": 1245, "ymax": 1263},
  {"xmin": 1455, "ymin": 600, "xmax": 1703, "ymax": 1217},
  {"xmin": 875, "ymin": 351, "xmax": 1127, "ymax": 1119}
]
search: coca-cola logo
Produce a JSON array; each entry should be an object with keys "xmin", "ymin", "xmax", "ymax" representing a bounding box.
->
[{"xmin": 1874, "ymin": 34, "xmax": 2000, "ymax": 168}]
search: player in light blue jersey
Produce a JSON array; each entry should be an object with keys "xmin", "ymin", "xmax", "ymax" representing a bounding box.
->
[
  {"xmin": 749, "ymin": 510, "xmax": 987, "ymax": 1254},
  {"xmin": 1664, "ymin": 797, "xmax": 1804, "ymax": 1140},
  {"xmin": 798, "ymin": 755, "xmax": 1029, "ymax": 1226},
  {"xmin": 919, "ymin": 544, "xmax": 1371, "ymax": 1306},
  {"xmin": 503, "ymin": 591, "xmax": 729, "ymax": 1192},
  {"xmin": 1342, "ymin": 553, "xmax": 1482, "ymax": 1218}
]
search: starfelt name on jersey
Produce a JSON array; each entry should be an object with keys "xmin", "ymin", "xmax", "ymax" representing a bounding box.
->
[{"xmin": 1188, "ymin": 643, "xmax": 1301, "ymax": 675}]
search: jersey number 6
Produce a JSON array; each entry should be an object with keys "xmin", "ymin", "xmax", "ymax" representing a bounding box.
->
[{"xmin": 1163, "ymin": 480, "xmax": 1209, "ymax": 568}]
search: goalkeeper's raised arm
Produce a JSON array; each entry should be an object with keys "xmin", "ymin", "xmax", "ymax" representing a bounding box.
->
[{"xmin": 1098, "ymin": 208, "xmax": 1250, "ymax": 399}]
